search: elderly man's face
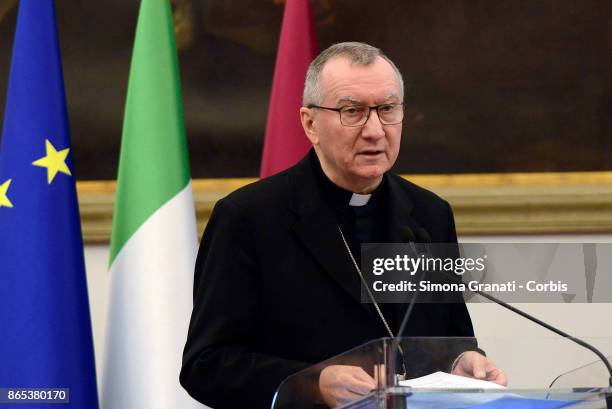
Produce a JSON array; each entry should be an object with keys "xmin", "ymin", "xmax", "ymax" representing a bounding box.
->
[{"xmin": 301, "ymin": 56, "xmax": 402, "ymax": 193}]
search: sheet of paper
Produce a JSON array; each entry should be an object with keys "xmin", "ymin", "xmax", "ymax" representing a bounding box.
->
[{"xmin": 400, "ymin": 371, "xmax": 506, "ymax": 390}]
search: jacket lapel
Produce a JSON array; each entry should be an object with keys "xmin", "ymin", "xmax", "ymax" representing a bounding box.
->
[
  {"xmin": 385, "ymin": 174, "xmax": 419, "ymax": 244},
  {"xmin": 288, "ymin": 153, "xmax": 375, "ymax": 317},
  {"xmin": 287, "ymin": 154, "xmax": 431, "ymax": 329},
  {"xmin": 384, "ymin": 175, "xmax": 427, "ymax": 329}
]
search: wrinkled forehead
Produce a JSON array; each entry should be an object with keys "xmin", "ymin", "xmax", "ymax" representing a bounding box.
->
[{"xmin": 319, "ymin": 56, "xmax": 403, "ymax": 104}]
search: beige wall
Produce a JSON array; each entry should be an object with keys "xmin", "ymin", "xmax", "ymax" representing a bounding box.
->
[{"xmin": 85, "ymin": 234, "xmax": 612, "ymax": 391}]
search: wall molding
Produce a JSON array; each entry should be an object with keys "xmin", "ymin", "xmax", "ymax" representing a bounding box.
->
[{"xmin": 78, "ymin": 172, "xmax": 612, "ymax": 243}]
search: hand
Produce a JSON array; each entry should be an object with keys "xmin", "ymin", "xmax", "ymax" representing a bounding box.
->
[
  {"xmin": 451, "ymin": 351, "xmax": 508, "ymax": 386},
  {"xmin": 319, "ymin": 365, "xmax": 376, "ymax": 408}
]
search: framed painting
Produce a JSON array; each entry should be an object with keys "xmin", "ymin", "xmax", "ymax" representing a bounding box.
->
[{"xmin": 1, "ymin": 0, "xmax": 610, "ymax": 241}]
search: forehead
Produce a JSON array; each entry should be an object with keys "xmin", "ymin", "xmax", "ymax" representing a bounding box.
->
[{"xmin": 319, "ymin": 56, "xmax": 401, "ymax": 104}]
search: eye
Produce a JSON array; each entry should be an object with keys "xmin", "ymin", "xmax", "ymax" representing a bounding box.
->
[
  {"xmin": 379, "ymin": 104, "xmax": 395, "ymax": 113},
  {"xmin": 342, "ymin": 106, "xmax": 364, "ymax": 116}
]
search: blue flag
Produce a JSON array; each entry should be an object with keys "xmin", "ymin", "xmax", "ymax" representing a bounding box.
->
[{"xmin": 0, "ymin": 1, "xmax": 99, "ymax": 407}]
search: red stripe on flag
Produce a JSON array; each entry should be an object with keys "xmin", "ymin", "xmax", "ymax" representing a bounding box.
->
[{"xmin": 260, "ymin": 0, "xmax": 319, "ymax": 178}]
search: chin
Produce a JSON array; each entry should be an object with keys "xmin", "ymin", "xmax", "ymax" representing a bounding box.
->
[{"xmin": 353, "ymin": 165, "xmax": 387, "ymax": 181}]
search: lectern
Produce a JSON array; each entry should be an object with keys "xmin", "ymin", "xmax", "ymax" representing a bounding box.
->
[{"xmin": 272, "ymin": 337, "xmax": 612, "ymax": 408}]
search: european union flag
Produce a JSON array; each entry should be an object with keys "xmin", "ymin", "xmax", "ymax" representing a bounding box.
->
[{"xmin": 0, "ymin": 1, "xmax": 99, "ymax": 407}]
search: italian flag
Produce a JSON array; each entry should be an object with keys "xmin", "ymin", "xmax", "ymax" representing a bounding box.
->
[{"xmin": 102, "ymin": 1, "xmax": 204, "ymax": 408}]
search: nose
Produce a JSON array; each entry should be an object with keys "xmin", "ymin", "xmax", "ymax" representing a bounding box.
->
[{"xmin": 361, "ymin": 109, "xmax": 386, "ymax": 140}]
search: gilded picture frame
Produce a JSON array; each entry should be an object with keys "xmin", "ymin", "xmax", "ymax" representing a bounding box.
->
[{"xmin": 78, "ymin": 172, "xmax": 612, "ymax": 243}]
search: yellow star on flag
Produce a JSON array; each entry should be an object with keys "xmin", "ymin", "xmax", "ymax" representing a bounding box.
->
[
  {"xmin": 32, "ymin": 139, "xmax": 72, "ymax": 184},
  {"xmin": 0, "ymin": 179, "xmax": 13, "ymax": 208}
]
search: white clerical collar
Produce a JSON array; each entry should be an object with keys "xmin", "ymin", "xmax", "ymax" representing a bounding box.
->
[{"xmin": 349, "ymin": 193, "xmax": 372, "ymax": 207}]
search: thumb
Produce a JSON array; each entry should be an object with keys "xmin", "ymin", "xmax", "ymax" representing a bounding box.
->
[{"xmin": 472, "ymin": 358, "xmax": 487, "ymax": 379}]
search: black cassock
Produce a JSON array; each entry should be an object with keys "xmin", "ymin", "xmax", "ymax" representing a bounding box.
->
[{"xmin": 180, "ymin": 150, "xmax": 476, "ymax": 409}]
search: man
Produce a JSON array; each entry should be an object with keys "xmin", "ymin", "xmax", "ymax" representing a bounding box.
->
[{"xmin": 180, "ymin": 42, "xmax": 506, "ymax": 409}]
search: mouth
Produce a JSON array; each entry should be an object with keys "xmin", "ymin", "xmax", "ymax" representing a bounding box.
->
[{"xmin": 359, "ymin": 150, "xmax": 384, "ymax": 157}]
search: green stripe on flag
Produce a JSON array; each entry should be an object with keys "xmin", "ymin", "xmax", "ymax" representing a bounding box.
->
[{"xmin": 110, "ymin": 0, "xmax": 191, "ymax": 265}]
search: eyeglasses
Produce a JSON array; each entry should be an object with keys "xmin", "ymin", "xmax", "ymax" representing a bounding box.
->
[{"xmin": 307, "ymin": 103, "xmax": 404, "ymax": 127}]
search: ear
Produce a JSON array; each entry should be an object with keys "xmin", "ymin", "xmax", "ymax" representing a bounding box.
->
[{"xmin": 300, "ymin": 107, "xmax": 319, "ymax": 145}]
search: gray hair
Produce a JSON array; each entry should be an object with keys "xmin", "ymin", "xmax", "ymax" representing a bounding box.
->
[{"xmin": 302, "ymin": 42, "xmax": 404, "ymax": 106}]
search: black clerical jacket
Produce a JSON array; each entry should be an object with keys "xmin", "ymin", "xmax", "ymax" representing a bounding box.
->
[{"xmin": 180, "ymin": 151, "xmax": 475, "ymax": 409}]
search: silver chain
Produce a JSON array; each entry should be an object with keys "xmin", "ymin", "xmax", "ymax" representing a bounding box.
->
[{"xmin": 337, "ymin": 226, "xmax": 407, "ymax": 379}]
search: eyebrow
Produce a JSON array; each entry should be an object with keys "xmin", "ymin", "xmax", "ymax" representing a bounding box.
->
[
  {"xmin": 336, "ymin": 96, "xmax": 362, "ymax": 105},
  {"xmin": 381, "ymin": 92, "xmax": 400, "ymax": 102},
  {"xmin": 335, "ymin": 92, "xmax": 400, "ymax": 106}
]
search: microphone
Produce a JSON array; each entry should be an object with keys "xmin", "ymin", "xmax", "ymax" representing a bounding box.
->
[
  {"xmin": 398, "ymin": 227, "xmax": 612, "ymax": 389},
  {"xmin": 388, "ymin": 228, "xmax": 429, "ymax": 386},
  {"xmin": 395, "ymin": 227, "xmax": 427, "ymax": 340}
]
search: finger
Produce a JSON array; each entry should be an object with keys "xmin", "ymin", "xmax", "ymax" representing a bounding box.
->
[
  {"xmin": 489, "ymin": 369, "xmax": 508, "ymax": 386},
  {"xmin": 484, "ymin": 359, "xmax": 498, "ymax": 372},
  {"xmin": 471, "ymin": 356, "xmax": 488, "ymax": 379},
  {"xmin": 482, "ymin": 359, "xmax": 507, "ymax": 385},
  {"xmin": 451, "ymin": 363, "xmax": 468, "ymax": 376},
  {"xmin": 337, "ymin": 388, "xmax": 370, "ymax": 405},
  {"xmin": 497, "ymin": 372, "xmax": 508, "ymax": 386},
  {"xmin": 351, "ymin": 367, "xmax": 377, "ymax": 389},
  {"xmin": 346, "ymin": 377, "xmax": 376, "ymax": 395},
  {"xmin": 485, "ymin": 368, "xmax": 500, "ymax": 381}
]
